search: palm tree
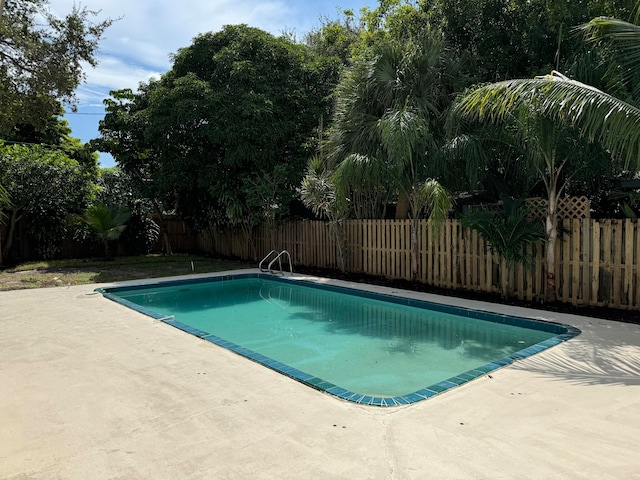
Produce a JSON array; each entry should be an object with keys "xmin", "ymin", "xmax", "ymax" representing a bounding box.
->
[
  {"xmin": 78, "ymin": 203, "xmax": 131, "ymax": 258},
  {"xmin": 461, "ymin": 196, "xmax": 546, "ymax": 299},
  {"xmin": 452, "ymin": 8, "xmax": 640, "ymax": 301},
  {"xmin": 321, "ymin": 33, "xmax": 464, "ymax": 279},
  {"xmin": 300, "ymin": 156, "xmax": 350, "ymax": 271}
]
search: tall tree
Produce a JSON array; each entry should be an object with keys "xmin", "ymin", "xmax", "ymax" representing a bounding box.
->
[
  {"xmin": 97, "ymin": 25, "xmax": 338, "ymax": 251},
  {"xmin": 93, "ymin": 87, "xmax": 174, "ymax": 254},
  {"xmin": 320, "ymin": 33, "xmax": 463, "ymax": 279},
  {"xmin": 0, "ymin": 0, "xmax": 112, "ymax": 135}
]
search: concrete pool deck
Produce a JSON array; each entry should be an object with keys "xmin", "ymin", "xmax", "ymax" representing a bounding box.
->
[{"xmin": 1, "ymin": 270, "xmax": 640, "ymax": 479}]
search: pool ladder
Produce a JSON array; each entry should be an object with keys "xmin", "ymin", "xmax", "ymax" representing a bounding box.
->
[{"xmin": 259, "ymin": 250, "xmax": 293, "ymax": 275}]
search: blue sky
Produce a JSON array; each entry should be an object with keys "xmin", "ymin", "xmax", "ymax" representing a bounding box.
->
[{"xmin": 49, "ymin": 0, "xmax": 376, "ymax": 168}]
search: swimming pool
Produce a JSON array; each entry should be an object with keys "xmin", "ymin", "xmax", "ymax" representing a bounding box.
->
[{"xmin": 97, "ymin": 273, "xmax": 580, "ymax": 406}]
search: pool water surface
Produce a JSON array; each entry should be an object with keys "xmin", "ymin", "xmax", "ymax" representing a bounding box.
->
[{"xmin": 97, "ymin": 274, "xmax": 580, "ymax": 406}]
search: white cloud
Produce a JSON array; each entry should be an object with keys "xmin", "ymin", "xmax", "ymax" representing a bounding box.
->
[
  {"xmin": 55, "ymin": 0, "xmax": 297, "ymax": 70},
  {"xmin": 49, "ymin": 0, "xmax": 312, "ymax": 107},
  {"xmin": 84, "ymin": 56, "xmax": 162, "ymax": 96},
  {"xmin": 48, "ymin": 0, "xmax": 374, "ymax": 149}
]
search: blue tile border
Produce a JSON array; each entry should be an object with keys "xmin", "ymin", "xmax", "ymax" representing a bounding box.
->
[{"xmin": 96, "ymin": 273, "xmax": 582, "ymax": 407}]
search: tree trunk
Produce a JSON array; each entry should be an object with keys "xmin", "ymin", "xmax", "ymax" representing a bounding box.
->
[
  {"xmin": 544, "ymin": 199, "xmax": 559, "ymax": 303},
  {"xmin": 2, "ymin": 208, "xmax": 21, "ymax": 261},
  {"xmin": 152, "ymin": 201, "xmax": 172, "ymax": 255},
  {"xmin": 395, "ymin": 191, "xmax": 410, "ymax": 219},
  {"xmin": 331, "ymin": 219, "xmax": 348, "ymax": 273},
  {"xmin": 410, "ymin": 215, "xmax": 419, "ymax": 280},
  {"xmin": 500, "ymin": 258, "xmax": 509, "ymax": 300}
]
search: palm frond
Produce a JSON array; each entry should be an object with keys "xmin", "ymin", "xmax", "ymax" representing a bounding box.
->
[
  {"xmin": 333, "ymin": 153, "xmax": 392, "ymax": 218},
  {"xmin": 461, "ymin": 199, "xmax": 545, "ymax": 269},
  {"xmin": 82, "ymin": 204, "xmax": 131, "ymax": 236},
  {"xmin": 300, "ymin": 157, "xmax": 337, "ymax": 220},
  {"xmin": 378, "ymin": 107, "xmax": 429, "ymax": 165},
  {"xmin": 416, "ymin": 179, "xmax": 451, "ymax": 225},
  {"xmin": 579, "ymin": 17, "xmax": 640, "ymax": 101},
  {"xmin": 439, "ymin": 133, "xmax": 488, "ymax": 188},
  {"xmin": 453, "ymin": 73, "xmax": 640, "ymax": 168}
]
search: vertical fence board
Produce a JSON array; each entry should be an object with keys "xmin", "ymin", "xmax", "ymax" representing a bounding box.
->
[
  {"xmin": 613, "ymin": 221, "xmax": 623, "ymax": 307},
  {"xmin": 572, "ymin": 218, "xmax": 581, "ymax": 306},
  {"xmin": 194, "ymin": 217, "xmax": 640, "ymax": 310},
  {"xmin": 592, "ymin": 221, "xmax": 601, "ymax": 306},
  {"xmin": 602, "ymin": 220, "xmax": 612, "ymax": 306},
  {"xmin": 560, "ymin": 219, "xmax": 571, "ymax": 303},
  {"xmin": 635, "ymin": 220, "xmax": 640, "ymax": 310},
  {"xmin": 581, "ymin": 219, "xmax": 590, "ymax": 305},
  {"xmin": 624, "ymin": 219, "xmax": 634, "ymax": 309}
]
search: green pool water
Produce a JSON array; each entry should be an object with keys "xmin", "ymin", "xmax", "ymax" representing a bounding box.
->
[{"xmin": 111, "ymin": 277, "xmax": 555, "ymax": 398}]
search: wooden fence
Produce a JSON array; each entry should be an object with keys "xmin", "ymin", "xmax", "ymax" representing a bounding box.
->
[{"xmin": 199, "ymin": 218, "xmax": 640, "ymax": 311}]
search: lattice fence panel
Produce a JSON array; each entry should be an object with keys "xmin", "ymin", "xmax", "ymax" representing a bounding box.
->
[
  {"xmin": 525, "ymin": 196, "xmax": 590, "ymax": 219},
  {"xmin": 469, "ymin": 196, "xmax": 590, "ymax": 219}
]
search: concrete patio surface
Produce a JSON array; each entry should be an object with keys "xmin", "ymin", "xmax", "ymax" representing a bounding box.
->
[{"xmin": 1, "ymin": 270, "xmax": 640, "ymax": 479}]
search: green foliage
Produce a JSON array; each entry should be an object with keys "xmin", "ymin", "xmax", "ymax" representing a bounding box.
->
[
  {"xmin": 97, "ymin": 25, "xmax": 337, "ymax": 232},
  {"xmin": 326, "ymin": 32, "xmax": 465, "ymax": 218},
  {"xmin": 358, "ymin": 0, "xmax": 432, "ymax": 48},
  {"xmin": 75, "ymin": 203, "xmax": 131, "ymax": 258},
  {"xmin": 461, "ymin": 196, "xmax": 546, "ymax": 298},
  {"xmin": 461, "ymin": 197, "xmax": 546, "ymax": 269},
  {"xmin": 304, "ymin": 11, "xmax": 362, "ymax": 65},
  {"xmin": 92, "ymin": 88, "xmax": 168, "ymax": 212},
  {"xmin": 300, "ymin": 155, "xmax": 350, "ymax": 272},
  {"xmin": 96, "ymin": 168, "xmax": 159, "ymax": 255},
  {"xmin": 454, "ymin": 73, "xmax": 640, "ymax": 170},
  {"xmin": 318, "ymin": 30, "xmax": 461, "ymax": 278},
  {"xmin": 0, "ymin": 184, "xmax": 9, "ymax": 224},
  {"xmin": 0, "ymin": 0, "xmax": 113, "ymax": 135},
  {"xmin": 300, "ymin": 156, "xmax": 345, "ymax": 221},
  {"xmin": 450, "ymin": 2, "xmax": 640, "ymax": 301},
  {"xmin": 578, "ymin": 11, "xmax": 640, "ymax": 105},
  {"xmin": 424, "ymin": 0, "xmax": 632, "ymax": 82},
  {"xmin": 0, "ymin": 142, "xmax": 95, "ymax": 261}
]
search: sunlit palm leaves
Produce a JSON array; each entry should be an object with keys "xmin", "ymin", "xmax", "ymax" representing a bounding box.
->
[
  {"xmin": 327, "ymin": 33, "xmax": 459, "ymax": 218},
  {"xmin": 454, "ymin": 72, "xmax": 640, "ymax": 168},
  {"xmin": 452, "ymin": 6, "xmax": 640, "ymax": 302},
  {"xmin": 417, "ymin": 179, "xmax": 451, "ymax": 225}
]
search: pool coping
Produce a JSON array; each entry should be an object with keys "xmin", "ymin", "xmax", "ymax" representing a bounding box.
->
[{"xmin": 95, "ymin": 272, "xmax": 581, "ymax": 407}]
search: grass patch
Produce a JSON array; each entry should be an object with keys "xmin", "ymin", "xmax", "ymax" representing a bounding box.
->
[{"xmin": 0, "ymin": 254, "xmax": 253, "ymax": 291}]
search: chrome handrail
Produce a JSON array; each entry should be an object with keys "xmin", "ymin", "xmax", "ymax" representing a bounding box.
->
[
  {"xmin": 258, "ymin": 249, "xmax": 293, "ymax": 275},
  {"xmin": 259, "ymin": 250, "xmax": 279, "ymax": 272}
]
